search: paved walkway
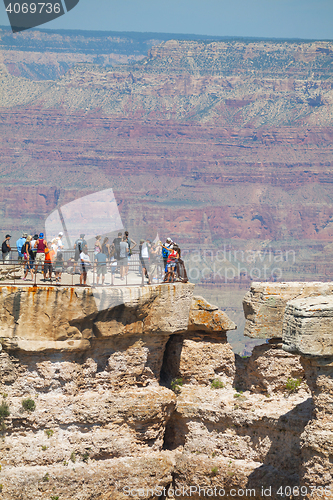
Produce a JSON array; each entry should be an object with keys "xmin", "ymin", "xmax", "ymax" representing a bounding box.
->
[{"xmin": 0, "ymin": 262, "xmax": 164, "ymax": 287}]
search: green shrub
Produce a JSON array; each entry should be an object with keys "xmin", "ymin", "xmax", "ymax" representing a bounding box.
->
[
  {"xmin": 82, "ymin": 452, "xmax": 89, "ymax": 463},
  {"xmin": 70, "ymin": 451, "xmax": 76, "ymax": 463},
  {"xmin": 45, "ymin": 429, "xmax": 54, "ymax": 438},
  {"xmin": 233, "ymin": 391, "xmax": 243, "ymax": 398},
  {"xmin": 211, "ymin": 379, "xmax": 224, "ymax": 389},
  {"xmin": 51, "ymin": 496, "xmax": 59, "ymax": 500},
  {"xmin": 211, "ymin": 466, "xmax": 218, "ymax": 476},
  {"xmin": 285, "ymin": 378, "xmax": 301, "ymax": 393},
  {"xmin": 0, "ymin": 484, "xmax": 3, "ymax": 492},
  {"xmin": 22, "ymin": 398, "xmax": 36, "ymax": 412},
  {"xmin": 42, "ymin": 472, "xmax": 49, "ymax": 482},
  {"xmin": 170, "ymin": 378, "xmax": 183, "ymax": 394},
  {"xmin": 0, "ymin": 401, "xmax": 9, "ymax": 421},
  {"xmin": 41, "ymin": 445, "xmax": 48, "ymax": 451}
]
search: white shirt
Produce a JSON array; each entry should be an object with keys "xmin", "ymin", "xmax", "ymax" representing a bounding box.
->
[
  {"xmin": 80, "ymin": 252, "xmax": 90, "ymax": 264},
  {"xmin": 57, "ymin": 237, "xmax": 64, "ymax": 249},
  {"xmin": 142, "ymin": 243, "xmax": 149, "ymax": 258}
]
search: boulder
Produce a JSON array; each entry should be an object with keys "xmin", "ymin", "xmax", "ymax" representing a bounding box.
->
[
  {"xmin": 243, "ymin": 282, "xmax": 333, "ymax": 339},
  {"xmin": 283, "ymin": 295, "xmax": 333, "ymax": 358}
]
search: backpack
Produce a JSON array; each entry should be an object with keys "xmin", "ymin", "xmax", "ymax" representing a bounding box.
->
[
  {"xmin": 162, "ymin": 246, "xmax": 169, "ymax": 258},
  {"xmin": 17, "ymin": 239, "xmax": 25, "ymax": 256},
  {"xmin": 76, "ymin": 239, "xmax": 83, "ymax": 253},
  {"xmin": 176, "ymin": 259, "xmax": 188, "ymax": 282},
  {"xmin": 114, "ymin": 238, "xmax": 121, "ymax": 258},
  {"xmin": 2, "ymin": 241, "xmax": 8, "ymax": 254}
]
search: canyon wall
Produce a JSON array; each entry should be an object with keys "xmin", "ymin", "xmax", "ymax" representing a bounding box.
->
[
  {"xmin": 1, "ymin": 33, "xmax": 333, "ymax": 348},
  {"xmin": 1, "ymin": 282, "xmax": 332, "ymax": 499}
]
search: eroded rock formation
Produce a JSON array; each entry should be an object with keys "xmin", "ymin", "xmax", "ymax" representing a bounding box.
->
[{"xmin": 0, "ymin": 282, "xmax": 326, "ymax": 500}]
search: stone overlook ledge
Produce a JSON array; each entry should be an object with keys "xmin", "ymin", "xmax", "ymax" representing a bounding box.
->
[
  {"xmin": 0, "ymin": 283, "xmax": 235, "ymax": 353},
  {"xmin": 1, "ymin": 282, "xmax": 333, "ymax": 500}
]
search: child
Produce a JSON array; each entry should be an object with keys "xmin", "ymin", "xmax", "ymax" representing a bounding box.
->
[
  {"xmin": 54, "ymin": 251, "xmax": 64, "ymax": 284},
  {"xmin": 44, "ymin": 241, "xmax": 53, "ymax": 282}
]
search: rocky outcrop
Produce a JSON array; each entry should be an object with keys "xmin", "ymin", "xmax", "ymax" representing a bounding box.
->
[
  {"xmin": 283, "ymin": 295, "xmax": 333, "ymax": 357},
  {"xmin": 0, "ymin": 282, "xmax": 320, "ymax": 499},
  {"xmin": 244, "ymin": 282, "xmax": 333, "ymax": 339},
  {"xmin": 281, "ymin": 294, "xmax": 333, "ymax": 497}
]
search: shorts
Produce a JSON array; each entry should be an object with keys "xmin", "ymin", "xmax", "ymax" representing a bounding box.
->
[
  {"xmin": 35, "ymin": 253, "xmax": 45, "ymax": 265},
  {"xmin": 97, "ymin": 265, "xmax": 106, "ymax": 276},
  {"xmin": 81, "ymin": 263, "xmax": 89, "ymax": 273},
  {"xmin": 54, "ymin": 264, "xmax": 63, "ymax": 273},
  {"xmin": 25, "ymin": 261, "xmax": 34, "ymax": 270},
  {"xmin": 119, "ymin": 257, "xmax": 128, "ymax": 266},
  {"xmin": 140, "ymin": 257, "xmax": 149, "ymax": 271},
  {"xmin": 44, "ymin": 261, "xmax": 52, "ymax": 274},
  {"xmin": 167, "ymin": 260, "xmax": 177, "ymax": 269}
]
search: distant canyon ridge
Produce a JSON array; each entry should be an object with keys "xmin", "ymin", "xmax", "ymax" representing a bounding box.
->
[{"xmin": 0, "ymin": 29, "xmax": 333, "ymax": 349}]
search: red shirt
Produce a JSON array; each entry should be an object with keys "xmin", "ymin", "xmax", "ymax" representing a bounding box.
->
[{"xmin": 37, "ymin": 239, "xmax": 46, "ymax": 253}]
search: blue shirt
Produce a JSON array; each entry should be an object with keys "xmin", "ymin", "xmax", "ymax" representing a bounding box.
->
[
  {"xmin": 16, "ymin": 237, "xmax": 26, "ymax": 256},
  {"xmin": 95, "ymin": 252, "xmax": 107, "ymax": 265}
]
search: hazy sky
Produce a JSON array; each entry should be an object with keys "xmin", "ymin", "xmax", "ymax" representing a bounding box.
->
[{"xmin": 0, "ymin": 0, "xmax": 332, "ymax": 39}]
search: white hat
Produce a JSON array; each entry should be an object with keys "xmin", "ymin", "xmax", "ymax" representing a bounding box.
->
[{"xmin": 58, "ymin": 232, "xmax": 64, "ymax": 236}]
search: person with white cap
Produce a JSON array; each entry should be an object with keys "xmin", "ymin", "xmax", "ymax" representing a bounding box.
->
[
  {"xmin": 162, "ymin": 237, "xmax": 173, "ymax": 271},
  {"xmin": 56, "ymin": 232, "xmax": 64, "ymax": 250}
]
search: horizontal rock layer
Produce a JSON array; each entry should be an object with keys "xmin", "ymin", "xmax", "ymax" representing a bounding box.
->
[{"xmin": 243, "ymin": 282, "xmax": 333, "ymax": 339}]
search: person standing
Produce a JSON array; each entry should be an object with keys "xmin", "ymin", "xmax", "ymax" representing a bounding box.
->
[
  {"xmin": 113, "ymin": 232, "xmax": 122, "ymax": 261},
  {"xmin": 119, "ymin": 235, "xmax": 129, "ymax": 280},
  {"xmin": 22, "ymin": 235, "xmax": 34, "ymax": 281},
  {"xmin": 54, "ymin": 251, "xmax": 64, "ymax": 284},
  {"xmin": 80, "ymin": 244, "xmax": 91, "ymax": 286},
  {"xmin": 164, "ymin": 244, "xmax": 180, "ymax": 283},
  {"xmin": 2, "ymin": 235, "xmax": 11, "ymax": 262},
  {"xmin": 139, "ymin": 239, "xmax": 151, "ymax": 285},
  {"xmin": 31, "ymin": 234, "xmax": 39, "ymax": 260},
  {"xmin": 162, "ymin": 237, "xmax": 173, "ymax": 271},
  {"xmin": 16, "ymin": 232, "xmax": 27, "ymax": 263},
  {"xmin": 44, "ymin": 241, "xmax": 53, "ymax": 282},
  {"xmin": 73, "ymin": 234, "xmax": 87, "ymax": 273},
  {"xmin": 95, "ymin": 250, "xmax": 107, "ymax": 285},
  {"xmin": 56, "ymin": 232, "xmax": 64, "ymax": 250},
  {"xmin": 94, "ymin": 235, "xmax": 102, "ymax": 256},
  {"xmin": 34, "ymin": 233, "xmax": 47, "ymax": 280}
]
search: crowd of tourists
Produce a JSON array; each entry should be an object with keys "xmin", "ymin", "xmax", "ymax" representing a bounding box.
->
[{"xmin": 1, "ymin": 231, "xmax": 187, "ymax": 286}]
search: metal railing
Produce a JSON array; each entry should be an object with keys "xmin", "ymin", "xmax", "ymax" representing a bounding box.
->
[{"xmin": 0, "ymin": 252, "xmax": 166, "ymax": 288}]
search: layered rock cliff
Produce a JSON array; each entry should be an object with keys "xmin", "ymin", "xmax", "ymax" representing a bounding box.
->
[
  {"xmin": 2, "ymin": 33, "xmax": 333, "ymax": 350},
  {"xmin": 1, "ymin": 282, "xmax": 329, "ymax": 499}
]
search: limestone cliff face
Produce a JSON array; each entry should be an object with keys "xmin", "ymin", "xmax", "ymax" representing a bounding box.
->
[{"xmin": 0, "ymin": 282, "xmax": 326, "ymax": 500}]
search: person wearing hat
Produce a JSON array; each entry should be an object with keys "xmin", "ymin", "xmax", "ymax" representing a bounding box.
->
[
  {"xmin": 34, "ymin": 232, "xmax": 47, "ymax": 280},
  {"xmin": 73, "ymin": 233, "xmax": 87, "ymax": 274},
  {"xmin": 56, "ymin": 232, "xmax": 64, "ymax": 250},
  {"xmin": 1, "ymin": 234, "xmax": 11, "ymax": 262},
  {"xmin": 162, "ymin": 237, "xmax": 173, "ymax": 272},
  {"xmin": 16, "ymin": 232, "xmax": 28, "ymax": 263}
]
